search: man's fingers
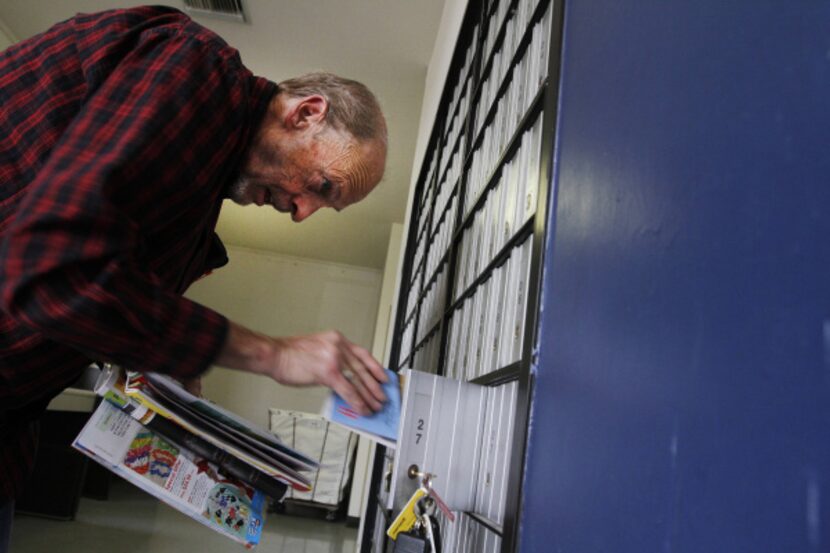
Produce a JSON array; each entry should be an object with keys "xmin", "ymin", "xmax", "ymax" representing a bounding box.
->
[
  {"xmin": 348, "ymin": 342, "xmax": 387, "ymax": 383},
  {"xmin": 185, "ymin": 378, "xmax": 203, "ymax": 397},
  {"xmin": 347, "ymin": 372, "xmax": 381, "ymax": 413},
  {"xmin": 266, "ymin": 330, "xmax": 389, "ymax": 416},
  {"xmin": 331, "ymin": 371, "xmax": 370, "ymax": 416},
  {"xmin": 340, "ymin": 345, "xmax": 386, "ymax": 407}
]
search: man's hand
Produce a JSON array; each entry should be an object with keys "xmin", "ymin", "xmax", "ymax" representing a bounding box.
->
[
  {"xmin": 216, "ymin": 321, "xmax": 388, "ymax": 415},
  {"xmin": 182, "ymin": 377, "xmax": 203, "ymax": 397}
]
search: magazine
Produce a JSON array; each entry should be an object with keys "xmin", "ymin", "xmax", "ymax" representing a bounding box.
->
[
  {"xmin": 72, "ymin": 365, "xmax": 322, "ymax": 548},
  {"xmin": 73, "ymin": 400, "xmax": 267, "ymax": 548},
  {"xmin": 73, "ymin": 365, "xmax": 403, "ymax": 547},
  {"xmin": 95, "ymin": 368, "xmax": 294, "ymax": 500},
  {"xmin": 120, "ymin": 370, "xmax": 316, "ymax": 490}
]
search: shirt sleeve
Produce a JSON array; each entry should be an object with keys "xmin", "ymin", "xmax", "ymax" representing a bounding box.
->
[{"xmin": 0, "ymin": 30, "xmax": 246, "ymax": 378}]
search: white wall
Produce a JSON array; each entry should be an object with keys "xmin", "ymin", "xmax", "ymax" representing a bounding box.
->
[
  {"xmin": 185, "ymin": 245, "xmax": 383, "ymax": 428},
  {"xmin": 0, "ymin": 16, "xmax": 17, "ymax": 49}
]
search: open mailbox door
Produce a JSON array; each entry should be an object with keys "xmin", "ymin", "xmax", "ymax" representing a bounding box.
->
[{"xmin": 389, "ymin": 369, "xmax": 519, "ymax": 522}]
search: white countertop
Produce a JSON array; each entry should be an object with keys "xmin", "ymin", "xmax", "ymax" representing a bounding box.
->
[{"xmin": 46, "ymin": 387, "xmax": 97, "ymax": 413}]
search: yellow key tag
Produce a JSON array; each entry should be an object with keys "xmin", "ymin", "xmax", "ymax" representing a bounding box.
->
[{"xmin": 386, "ymin": 488, "xmax": 427, "ymax": 540}]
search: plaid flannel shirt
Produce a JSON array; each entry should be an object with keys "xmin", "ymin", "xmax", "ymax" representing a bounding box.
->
[{"xmin": 0, "ymin": 6, "xmax": 276, "ymax": 498}]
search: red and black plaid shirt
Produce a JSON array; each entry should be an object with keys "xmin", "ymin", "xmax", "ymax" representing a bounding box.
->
[{"xmin": 0, "ymin": 6, "xmax": 276, "ymax": 498}]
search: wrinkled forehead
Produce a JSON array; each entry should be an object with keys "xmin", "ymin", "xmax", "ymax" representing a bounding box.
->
[{"xmin": 341, "ymin": 137, "xmax": 386, "ymax": 205}]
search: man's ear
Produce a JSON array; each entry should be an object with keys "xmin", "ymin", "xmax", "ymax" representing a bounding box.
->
[{"xmin": 284, "ymin": 95, "xmax": 328, "ymax": 130}]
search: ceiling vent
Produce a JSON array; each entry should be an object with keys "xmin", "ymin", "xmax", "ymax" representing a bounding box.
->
[{"xmin": 182, "ymin": 0, "xmax": 247, "ymax": 23}]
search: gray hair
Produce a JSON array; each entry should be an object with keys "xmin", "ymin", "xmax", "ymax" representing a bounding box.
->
[{"xmin": 278, "ymin": 72, "xmax": 387, "ymax": 146}]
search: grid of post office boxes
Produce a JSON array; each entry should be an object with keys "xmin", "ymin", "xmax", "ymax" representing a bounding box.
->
[
  {"xmin": 401, "ymin": 0, "xmax": 551, "ymax": 378},
  {"xmin": 403, "ymin": 20, "xmax": 478, "ymax": 376},
  {"xmin": 397, "ymin": 146, "xmax": 436, "ymax": 367},
  {"xmin": 373, "ymin": 0, "xmax": 555, "ymax": 551},
  {"xmin": 449, "ymin": 0, "xmax": 551, "ymax": 383}
]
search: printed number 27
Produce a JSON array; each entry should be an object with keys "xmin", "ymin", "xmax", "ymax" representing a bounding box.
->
[{"xmin": 415, "ymin": 418, "xmax": 425, "ymax": 445}]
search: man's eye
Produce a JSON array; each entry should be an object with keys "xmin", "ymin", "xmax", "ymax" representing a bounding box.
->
[{"xmin": 320, "ymin": 179, "xmax": 333, "ymax": 196}]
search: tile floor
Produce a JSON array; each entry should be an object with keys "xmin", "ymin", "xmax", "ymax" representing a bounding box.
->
[{"xmin": 10, "ymin": 479, "xmax": 358, "ymax": 553}]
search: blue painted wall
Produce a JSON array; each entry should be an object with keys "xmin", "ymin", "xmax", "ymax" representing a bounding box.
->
[{"xmin": 521, "ymin": 2, "xmax": 830, "ymax": 552}]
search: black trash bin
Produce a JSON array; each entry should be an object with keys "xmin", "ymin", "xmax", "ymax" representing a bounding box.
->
[{"xmin": 15, "ymin": 408, "xmax": 92, "ymax": 520}]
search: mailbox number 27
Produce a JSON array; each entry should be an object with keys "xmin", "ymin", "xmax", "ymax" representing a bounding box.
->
[{"xmin": 415, "ymin": 418, "xmax": 425, "ymax": 445}]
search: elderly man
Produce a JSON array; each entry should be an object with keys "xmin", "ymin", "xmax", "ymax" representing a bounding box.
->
[{"xmin": 0, "ymin": 6, "xmax": 389, "ymax": 546}]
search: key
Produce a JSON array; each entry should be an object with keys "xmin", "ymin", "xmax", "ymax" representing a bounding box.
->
[
  {"xmin": 424, "ymin": 481, "xmax": 455, "ymax": 523},
  {"xmin": 423, "ymin": 512, "xmax": 442, "ymax": 553},
  {"xmin": 394, "ymin": 497, "xmax": 431, "ymax": 552},
  {"xmin": 393, "ymin": 499, "xmax": 441, "ymax": 553},
  {"xmin": 407, "ymin": 467, "xmax": 455, "ymax": 524},
  {"xmin": 409, "ymin": 468, "xmax": 455, "ymax": 523},
  {"xmin": 387, "ymin": 488, "xmax": 428, "ymax": 540}
]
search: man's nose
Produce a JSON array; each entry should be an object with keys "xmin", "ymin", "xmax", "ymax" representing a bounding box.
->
[{"xmin": 291, "ymin": 196, "xmax": 321, "ymax": 222}]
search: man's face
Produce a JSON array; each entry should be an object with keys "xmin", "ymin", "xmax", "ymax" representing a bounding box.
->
[{"xmin": 230, "ymin": 114, "xmax": 385, "ymax": 222}]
